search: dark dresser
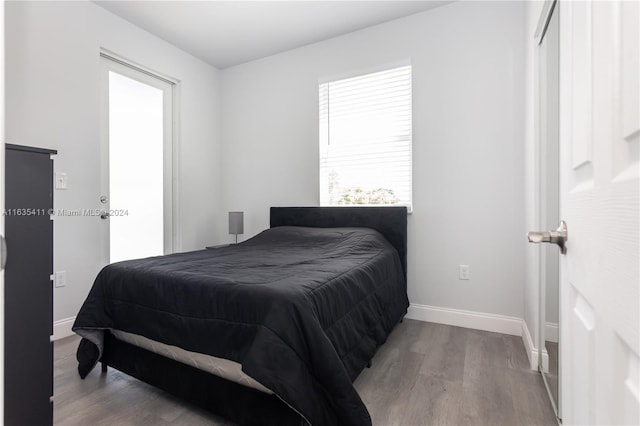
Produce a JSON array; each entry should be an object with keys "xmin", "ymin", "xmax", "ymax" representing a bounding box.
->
[{"xmin": 5, "ymin": 144, "xmax": 56, "ymax": 426}]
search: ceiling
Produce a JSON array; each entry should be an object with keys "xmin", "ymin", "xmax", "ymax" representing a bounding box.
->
[{"xmin": 94, "ymin": 1, "xmax": 452, "ymax": 69}]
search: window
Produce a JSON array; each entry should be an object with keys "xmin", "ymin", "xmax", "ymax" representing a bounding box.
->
[{"xmin": 319, "ymin": 65, "xmax": 412, "ymax": 210}]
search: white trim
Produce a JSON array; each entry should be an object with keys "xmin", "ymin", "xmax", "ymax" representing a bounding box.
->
[
  {"xmin": 546, "ymin": 321, "xmax": 559, "ymax": 343},
  {"xmin": 171, "ymin": 82, "xmax": 182, "ymax": 253},
  {"xmin": 541, "ymin": 347, "xmax": 550, "ymax": 374},
  {"xmin": 406, "ymin": 303, "xmax": 523, "ymax": 336},
  {"xmin": 99, "ymin": 49, "xmax": 179, "ymax": 85},
  {"xmin": 522, "ymin": 318, "xmax": 540, "ymax": 370},
  {"xmin": 53, "ymin": 317, "xmax": 76, "ymax": 341},
  {"xmin": 406, "ymin": 304, "xmax": 541, "ymax": 371},
  {"xmin": 318, "ymin": 58, "xmax": 412, "ymax": 85}
]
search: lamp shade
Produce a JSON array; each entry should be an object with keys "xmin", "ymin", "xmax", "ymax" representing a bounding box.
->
[{"xmin": 228, "ymin": 212, "xmax": 244, "ymax": 235}]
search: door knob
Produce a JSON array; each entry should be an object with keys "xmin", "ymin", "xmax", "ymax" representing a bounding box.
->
[{"xmin": 528, "ymin": 221, "xmax": 568, "ymax": 254}]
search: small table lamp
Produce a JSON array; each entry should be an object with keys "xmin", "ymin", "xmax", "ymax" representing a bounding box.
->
[{"xmin": 229, "ymin": 211, "xmax": 244, "ymax": 244}]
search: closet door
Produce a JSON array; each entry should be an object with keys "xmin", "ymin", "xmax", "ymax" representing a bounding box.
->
[{"xmin": 4, "ymin": 144, "xmax": 56, "ymax": 426}]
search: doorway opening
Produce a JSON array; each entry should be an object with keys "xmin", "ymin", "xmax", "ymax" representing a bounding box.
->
[{"xmin": 101, "ymin": 53, "xmax": 175, "ymax": 263}]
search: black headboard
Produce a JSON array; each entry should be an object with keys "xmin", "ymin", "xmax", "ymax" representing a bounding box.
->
[{"xmin": 270, "ymin": 207, "xmax": 407, "ymax": 279}]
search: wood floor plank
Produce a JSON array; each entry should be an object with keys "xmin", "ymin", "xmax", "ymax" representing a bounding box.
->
[
  {"xmin": 55, "ymin": 320, "xmax": 557, "ymax": 425},
  {"xmin": 354, "ymin": 345, "xmax": 425, "ymax": 425},
  {"xmin": 457, "ymin": 329, "xmax": 517, "ymax": 426},
  {"xmin": 506, "ymin": 368, "xmax": 558, "ymax": 425},
  {"xmin": 418, "ymin": 323, "xmax": 467, "ymax": 383},
  {"xmin": 381, "ymin": 319, "xmax": 433, "ymax": 355},
  {"xmin": 503, "ymin": 334, "xmax": 532, "ymax": 372},
  {"xmin": 399, "ymin": 374, "xmax": 463, "ymax": 425}
]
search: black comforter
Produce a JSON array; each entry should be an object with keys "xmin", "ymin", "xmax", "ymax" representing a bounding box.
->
[{"xmin": 73, "ymin": 226, "xmax": 408, "ymax": 426}]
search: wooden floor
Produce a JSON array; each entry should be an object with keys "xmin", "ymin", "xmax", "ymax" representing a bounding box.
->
[{"xmin": 54, "ymin": 320, "xmax": 557, "ymax": 426}]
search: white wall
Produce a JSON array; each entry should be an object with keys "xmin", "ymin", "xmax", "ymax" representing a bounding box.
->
[
  {"xmin": 5, "ymin": 1, "xmax": 222, "ymax": 322},
  {"xmin": 220, "ymin": 1, "xmax": 526, "ymax": 318}
]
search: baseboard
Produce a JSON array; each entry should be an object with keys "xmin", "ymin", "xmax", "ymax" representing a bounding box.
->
[
  {"xmin": 540, "ymin": 347, "xmax": 549, "ymax": 373},
  {"xmin": 406, "ymin": 304, "xmax": 540, "ymax": 371},
  {"xmin": 521, "ymin": 319, "xmax": 539, "ymax": 370},
  {"xmin": 53, "ymin": 316, "xmax": 76, "ymax": 341},
  {"xmin": 545, "ymin": 322, "xmax": 558, "ymax": 343},
  {"xmin": 406, "ymin": 303, "xmax": 523, "ymax": 336}
]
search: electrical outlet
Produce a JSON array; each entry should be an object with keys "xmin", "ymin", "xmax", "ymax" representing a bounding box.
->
[
  {"xmin": 55, "ymin": 271, "xmax": 66, "ymax": 288},
  {"xmin": 459, "ymin": 265, "xmax": 470, "ymax": 280}
]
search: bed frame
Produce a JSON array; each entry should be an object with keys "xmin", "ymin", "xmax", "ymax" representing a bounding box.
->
[{"xmin": 99, "ymin": 206, "xmax": 408, "ymax": 426}]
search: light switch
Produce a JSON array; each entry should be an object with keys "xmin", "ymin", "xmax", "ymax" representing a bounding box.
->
[
  {"xmin": 55, "ymin": 172, "xmax": 68, "ymax": 190},
  {"xmin": 55, "ymin": 271, "xmax": 66, "ymax": 288}
]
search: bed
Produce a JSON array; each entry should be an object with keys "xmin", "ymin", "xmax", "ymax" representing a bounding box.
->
[{"xmin": 73, "ymin": 206, "xmax": 408, "ymax": 426}]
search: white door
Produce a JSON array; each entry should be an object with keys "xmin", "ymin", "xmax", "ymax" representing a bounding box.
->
[
  {"xmin": 559, "ymin": 1, "xmax": 639, "ymax": 424},
  {"xmin": 100, "ymin": 54, "xmax": 175, "ymax": 264}
]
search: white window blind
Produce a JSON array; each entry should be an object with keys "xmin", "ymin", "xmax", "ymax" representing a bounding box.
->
[{"xmin": 319, "ymin": 65, "xmax": 412, "ymax": 210}]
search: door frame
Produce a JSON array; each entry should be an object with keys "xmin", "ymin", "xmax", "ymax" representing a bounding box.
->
[
  {"xmin": 533, "ymin": 0, "xmax": 561, "ymax": 419},
  {"xmin": 534, "ymin": 0, "xmax": 562, "ymax": 419},
  {"xmin": 99, "ymin": 50, "xmax": 180, "ymax": 264}
]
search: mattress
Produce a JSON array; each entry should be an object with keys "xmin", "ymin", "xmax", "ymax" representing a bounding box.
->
[{"xmin": 111, "ymin": 329, "xmax": 272, "ymax": 394}]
